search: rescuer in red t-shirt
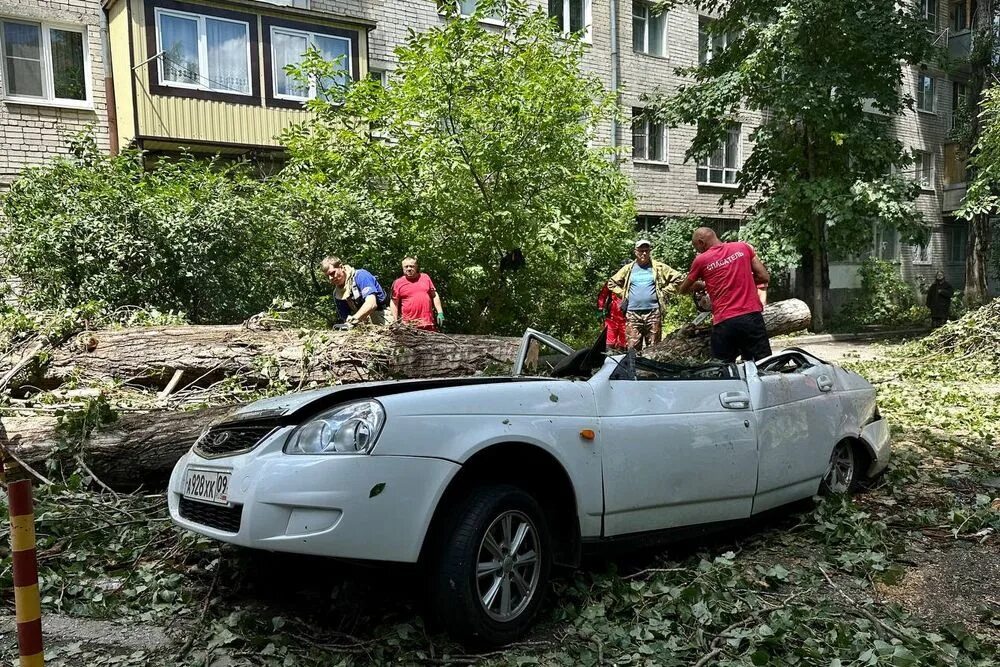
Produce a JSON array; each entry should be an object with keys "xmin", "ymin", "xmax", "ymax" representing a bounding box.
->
[
  {"xmin": 677, "ymin": 227, "xmax": 772, "ymax": 362},
  {"xmin": 390, "ymin": 256, "xmax": 445, "ymax": 331}
]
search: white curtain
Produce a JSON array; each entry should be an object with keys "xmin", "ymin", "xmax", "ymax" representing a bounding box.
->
[
  {"xmin": 159, "ymin": 14, "xmax": 199, "ymax": 85},
  {"xmin": 206, "ymin": 18, "xmax": 249, "ymax": 93},
  {"xmin": 272, "ymin": 30, "xmax": 308, "ymax": 97}
]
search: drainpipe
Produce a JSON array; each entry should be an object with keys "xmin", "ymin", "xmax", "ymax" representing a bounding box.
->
[
  {"xmin": 100, "ymin": 8, "xmax": 119, "ymax": 155},
  {"xmin": 609, "ymin": 0, "xmax": 621, "ymax": 154}
]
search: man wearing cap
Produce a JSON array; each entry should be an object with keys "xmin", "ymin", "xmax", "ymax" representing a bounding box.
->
[{"xmin": 607, "ymin": 239, "xmax": 684, "ymax": 351}]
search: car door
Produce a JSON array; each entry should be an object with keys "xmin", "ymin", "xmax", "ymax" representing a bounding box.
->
[
  {"xmin": 593, "ymin": 353, "xmax": 759, "ymax": 537},
  {"xmin": 747, "ymin": 350, "xmax": 842, "ymax": 513}
]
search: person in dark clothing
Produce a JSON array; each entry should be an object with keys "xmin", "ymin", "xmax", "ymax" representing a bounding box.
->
[{"xmin": 925, "ymin": 270, "xmax": 954, "ymax": 328}]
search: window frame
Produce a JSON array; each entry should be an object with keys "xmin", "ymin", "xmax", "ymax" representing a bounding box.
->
[
  {"xmin": 911, "ymin": 241, "xmax": 931, "ymax": 264},
  {"xmin": 698, "ymin": 16, "xmax": 732, "ymax": 65},
  {"xmin": 154, "ymin": 7, "xmax": 253, "ymax": 96},
  {"xmin": 912, "ymin": 149, "xmax": 935, "ymax": 190},
  {"xmin": 948, "ymin": 225, "xmax": 967, "ymax": 264},
  {"xmin": 917, "ymin": 72, "xmax": 937, "ymax": 113},
  {"xmin": 548, "ymin": 0, "xmax": 592, "ymax": 41},
  {"xmin": 696, "ymin": 124, "xmax": 742, "ymax": 187},
  {"xmin": 268, "ymin": 25, "xmax": 352, "ymax": 102},
  {"xmin": 0, "ymin": 17, "xmax": 92, "ymax": 109},
  {"xmin": 631, "ymin": 107, "xmax": 668, "ymax": 163},
  {"xmin": 262, "ymin": 15, "xmax": 360, "ymax": 110},
  {"xmin": 920, "ymin": 0, "xmax": 938, "ymax": 31},
  {"xmin": 632, "ymin": 2, "xmax": 666, "ymax": 57},
  {"xmin": 146, "ymin": 0, "xmax": 259, "ymax": 105},
  {"xmin": 456, "ymin": 0, "xmax": 504, "ymax": 25}
]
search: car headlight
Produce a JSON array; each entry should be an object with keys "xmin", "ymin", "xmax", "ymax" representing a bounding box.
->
[{"xmin": 284, "ymin": 400, "xmax": 385, "ymax": 455}]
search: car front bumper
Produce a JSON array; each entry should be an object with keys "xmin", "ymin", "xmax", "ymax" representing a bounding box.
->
[
  {"xmin": 168, "ymin": 429, "xmax": 461, "ymax": 563},
  {"xmin": 861, "ymin": 417, "xmax": 891, "ymax": 478}
]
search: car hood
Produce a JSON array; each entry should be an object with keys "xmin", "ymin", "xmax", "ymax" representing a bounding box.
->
[{"xmin": 221, "ymin": 377, "xmax": 549, "ymax": 424}]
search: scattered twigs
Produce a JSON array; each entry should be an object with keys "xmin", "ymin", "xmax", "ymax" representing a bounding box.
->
[{"xmin": 818, "ymin": 564, "xmax": 908, "ymax": 642}]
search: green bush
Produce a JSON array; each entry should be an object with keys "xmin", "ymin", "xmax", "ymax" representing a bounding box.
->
[
  {"xmin": 0, "ymin": 137, "xmax": 281, "ymax": 323},
  {"xmin": 832, "ymin": 258, "xmax": 928, "ymax": 330}
]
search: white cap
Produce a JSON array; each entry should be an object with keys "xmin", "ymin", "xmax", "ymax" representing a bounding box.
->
[{"xmin": 634, "ymin": 239, "xmax": 652, "ymax": 249}]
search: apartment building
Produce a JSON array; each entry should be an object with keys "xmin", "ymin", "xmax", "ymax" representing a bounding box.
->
[
  {"xmin": 0, "ymin": 0, "xmax": 112, "ymax": 186},
  {"xmin": 0, "ymin": 0, "xmax": 987, "ymax": 301}
]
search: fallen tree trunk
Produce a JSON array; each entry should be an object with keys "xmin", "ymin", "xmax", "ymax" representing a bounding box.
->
[
  {"xmin": 647, "ymin": 298, "xmax": 812, "ymax": 360},
  {"xmin": 1, "ymin": 407, "xmax": 229, "ymax": 489},
  {"xmin": 42, "ymin": 325, "xmax": 521, "ymax": 391},
  {"xmin": 2, "ymin": 299, "xmax": 810, "ymax": 489}
]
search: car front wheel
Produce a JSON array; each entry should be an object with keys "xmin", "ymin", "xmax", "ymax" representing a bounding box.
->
[
  {"xmin": 820, "ymin": 441, "xmax": 857, "ymax": 495},
  {"xmin": 426, "ymin": 484, "xmax": 552, "ymax": 646}
]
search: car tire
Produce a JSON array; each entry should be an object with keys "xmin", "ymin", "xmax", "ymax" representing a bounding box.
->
[
  {"xmin": 426, "ymin": 484, "xmax": 552, "ymax": 646},
  {"xmin": 819, "ymin": 440, "xmax": 860, "ymax": 495}
]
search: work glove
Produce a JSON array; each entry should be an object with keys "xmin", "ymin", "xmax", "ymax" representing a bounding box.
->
[
  {"xmin": 345, "ymin": 315, "xmax": 359, "ymax": 327},
  {"xmin": 436, "ymin": 312, "xmax": 445, "ymax": 327}
]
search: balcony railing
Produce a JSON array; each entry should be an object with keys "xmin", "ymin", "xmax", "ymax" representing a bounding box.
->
[{"xmin": 948, "ymin": 29, "xmax": 973, "ymax": 59}]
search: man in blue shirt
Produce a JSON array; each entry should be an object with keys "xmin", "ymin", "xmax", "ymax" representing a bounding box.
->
[
  {"xmin": 321, "ymin": 255, "xmax": 389, "ymax": 326},
  {"xmin": 607, "ymin": 239, "xmax": 684, "ymax": 350}
]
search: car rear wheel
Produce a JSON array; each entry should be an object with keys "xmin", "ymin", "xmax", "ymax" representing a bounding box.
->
[
  {"xmin": 426, "ymin": 484, "xmax": 552, "ymax": 646},
  {"xmin": 820, "ymin": 441, "xmax": 857, "ymax": 495}
]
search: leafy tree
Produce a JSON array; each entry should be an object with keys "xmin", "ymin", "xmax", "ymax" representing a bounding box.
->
[
  {"xmin": 645, "ymin": 0, "xmax": 932, "ymax": 330},
  {"xmin": 280, "ymin": 0, "xmax": 635, "ymax": 335},
  {"xmin": 0, "ymin": 135, "xmax": 282, "ymax": 323},
  {"xmin": 955, "ymin": 1, "xmax": 1000, "ymax": 306}
]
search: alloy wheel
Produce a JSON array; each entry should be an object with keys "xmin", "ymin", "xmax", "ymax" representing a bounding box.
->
[{"xmin": 476, "ymin": 510, "xmax": 541, "ymax": 622}]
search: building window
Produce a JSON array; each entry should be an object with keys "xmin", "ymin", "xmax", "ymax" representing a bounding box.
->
[
  {"xmin": 458, "ymin": 0, "xmax": 501, "ymax": 19},
  {"xmin": 632, "ymin": 2, "xmax": 665, "ymax": 56},
  {"xmin": 911, "ymin": 241, "xmax": 931, "ymax": 264},
  {"xmin": 548, "ymin": 0, "xmax": 591, "ymax": 36},
  {"xmin": 258, "ymin": 0, "xmax": 310, "ymax": 7},
  {"xmin": 951, "ymin": 80, "xmax": 968, "ymax": 130},
  {"xmin": 636, "ymin": 215, "xmax": 663, "ymax": 232},
  {"xmin": 917, "ymin": 72, "xmax": 936, "ymax": 113},
  {"xmin": 698, "ymin": 17, "xmax": 733, "ymax": 65},
  {"xmin": 697, "ymin": 124, "xmax": 741, "ymax": 185},
  {"xmin": 913, "ymin": 150, "xmax": 934, "ymax": 188},
  {"xmin": 951, "ymin": 1, "xmax": 969, "ymax": 31},
  {"xmin": 0, "ymin": 20, "xmax": 89, "ymax": 104},
  {"xmin": 155, "ymin": 8, "xmax": 252, "ymax": 95},
  {"xmin": 271, "ymin": 26, "xmax": 351, "ymax": 100},
  {"xmin": 920, "ymin": 0, "xmax": 938, "ymax": 30},
  {"xmin": 631, "ymin": 108, "xmax": 667, "ymax": 162},
  {"xmin": 947, "ymin": 224, "xmax": 967, "ymax": 263},
  {"xmin": 875, "ymin": 225, "xmax": 899, "ymax": 261}
]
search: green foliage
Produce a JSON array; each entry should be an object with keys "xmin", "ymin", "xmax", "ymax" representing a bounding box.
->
[
  {"xmin": 0, "ymin": 135, "xmax": 282, "ymax": 323},
  {"xmin": 280, "ymin": 0, "xmax": 635, "ymax": 336},
  {"xmin": 644, "ymin": 214, "xmax": 703, "ymax": 270},
  {"xmin": 832, "ymin": 258, "xmax": 928, "ymax": 330}
]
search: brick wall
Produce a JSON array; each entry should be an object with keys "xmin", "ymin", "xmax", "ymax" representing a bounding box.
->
[{"xmin": 0, "ymin": 0, "xmax": 111, "ymax": 189}]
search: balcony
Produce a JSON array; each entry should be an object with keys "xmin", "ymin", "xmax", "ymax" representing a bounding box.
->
[{"xmin": 948, "ymin": 29, "xmax": 973, "ymax": 59}]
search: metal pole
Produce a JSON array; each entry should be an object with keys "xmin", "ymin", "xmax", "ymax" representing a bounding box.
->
[
  {"xmin": 2, "ymin": 450, "xmax": 45, "ymax": 666},
  {"xmin": 609, "ymin": 0, "xmax": 620, "ymax": 153}
]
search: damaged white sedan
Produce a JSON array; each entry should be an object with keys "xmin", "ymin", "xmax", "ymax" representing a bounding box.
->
[{"xmin": 168, "ymin": 329, "xmax": 889, "ymax": 644}]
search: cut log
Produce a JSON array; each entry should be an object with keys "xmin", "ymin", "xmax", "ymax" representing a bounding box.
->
[
  {"xmin": 647, "ymin": 298, "xmax": 812, "ymax": 361},
  {"xmin": 1, "ymin": 406, "xmax": 229, "ymax": 489}
]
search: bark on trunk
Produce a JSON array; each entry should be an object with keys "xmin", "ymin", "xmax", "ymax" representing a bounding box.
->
[
  {"xmin": 1, "ymin": 407, "xmax": 229, "ymax": 489},
  {"xmin": 647, "ymin": 298, "xmax": 811, "ymax": 361},
  {"xmin": 42, "ymin": 325, "xmax": 521, "ymax": 391}
]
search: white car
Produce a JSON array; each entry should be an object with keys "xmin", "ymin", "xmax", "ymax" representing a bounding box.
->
[{"xmin": 168, "ymin": 329, "xmax": 889, "ymax": 644}]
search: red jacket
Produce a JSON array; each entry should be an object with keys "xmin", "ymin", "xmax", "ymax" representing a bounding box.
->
[{"xmin": 598, "ymin": 285, "xmax": 627, "ymax": 349}]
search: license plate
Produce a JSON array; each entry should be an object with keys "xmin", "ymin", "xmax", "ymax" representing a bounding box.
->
[{"xmin": 182, "ymin": 467, "xmax": 232, "ymax": 506}]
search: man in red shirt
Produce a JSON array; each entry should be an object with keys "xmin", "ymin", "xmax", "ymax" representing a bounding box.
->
[
  {"xmin": 678, "ymin": 227, "xmax": 772, "ymax": 362},
  {"xmin": 390, "ymin": 256, "xmax": 445, "ymax": 331}
]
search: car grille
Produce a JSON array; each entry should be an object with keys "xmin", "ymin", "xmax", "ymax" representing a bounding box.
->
[
  {"xmin": 179, "ymin": 497, "xmax": 243, "ymax": 533},
  {"xmin": 194, "ymin": 424, "xmax": 278, "ymax": 459}
]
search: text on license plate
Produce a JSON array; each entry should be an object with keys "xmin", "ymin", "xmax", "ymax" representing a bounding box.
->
[{"xmin": 182, "ymin": 468, "xmax": 231, "ymax": 505}]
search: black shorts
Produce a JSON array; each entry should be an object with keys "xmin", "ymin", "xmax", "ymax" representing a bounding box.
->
[{"xmin": 710, "ymin": 311, "xmax": 772, "ymax": 363}]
